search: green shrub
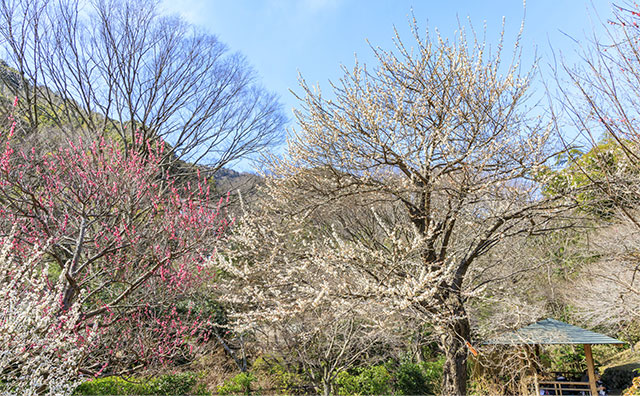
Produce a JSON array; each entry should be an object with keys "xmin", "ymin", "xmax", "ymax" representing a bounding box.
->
[
  {"xmin": 624, "ymin": 374, "xmax": 640, "ymax": 396},
  {"xmin": 217, "ymin": 372, "xmax": 257, "ymax": 395},
  {"xmin": 393, "ymin": 358, "xmax": 443, "ymax": 395},
  {"xmin": 252, "ymin": 356, "xmax": 305, "ymax": 394},
  {"xmin": 155, "ymin": 373, "xmax": 208, "ymax": 395},
  {"xmin": 394, "ymin": 361, "xmax": 427, "ymax": 395},
  {"xmin": 74, "ymin": 372, "xmax": 208, "ymax": 395},
  {"xmin": 603, "ymin": 366, "xmax": 640, "ymax": 392},
  {"xmin": 335, "ymin": 365, "xmax": 392, "ymax": 396},
  {"xmin": 74, "ymin": 377, "xmax": 146, "ymax": 395},
  {"xmin": 420, "ymin": 357, "xmax": 444, "ymax": 395},
  {"xmin": 333, "ymin": 358, "xmax": 443, "ymax": 396}
]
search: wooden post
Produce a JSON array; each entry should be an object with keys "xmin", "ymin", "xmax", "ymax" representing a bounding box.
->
[{"xmin": 584, "ymin": 344, "xmax": 598, "ymax": 396}]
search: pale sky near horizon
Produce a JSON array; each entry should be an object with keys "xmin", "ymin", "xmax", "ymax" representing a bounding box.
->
[{"xmin": 160, "ymin": 0, "xmax": 613, "ymax": 169}]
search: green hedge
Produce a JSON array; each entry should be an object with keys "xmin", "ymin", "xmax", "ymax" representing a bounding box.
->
[
  {"xmin": 74, "ymin": 372, "xmax": 208, "ymax": 395},
  {"xmin": 217, "ymin": 372, "xmax": 256, "ymax": 395},
  {"xmin": 335, "ymin": 365, "xmax": 393, "ymax": 396},
  {"xmin": 335, "ymin": 358, "xmax": 444, "ymax": 396},
  {"xmin": 603, "ymin": 366, "xmax": 640, "ymax": 392}
]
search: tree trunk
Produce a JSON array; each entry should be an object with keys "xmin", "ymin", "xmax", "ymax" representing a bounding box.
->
[
  {"xmin": 321, "ymin": 365, "xmax": 333, "ymax": 396},
  {"xmin": 439, "ymin": 301, "xmax": 471, "ymax": 396},
  {"xmin": 322, "ymin": 377, "xmax": 332, "ymax": 396}
]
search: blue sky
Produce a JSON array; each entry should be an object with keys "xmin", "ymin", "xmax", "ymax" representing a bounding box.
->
[{"xmin": 161, "ymin": 0, "xmax": 613, "ymax": 168}]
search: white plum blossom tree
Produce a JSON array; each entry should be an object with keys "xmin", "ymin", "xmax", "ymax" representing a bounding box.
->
[
  {"xmin": 217, "ymin": 19, "xmax": 574, "ymax": 396},
  {"xmin": 0, "ymin": 237, "xmax": 96, "ymax": 396}
]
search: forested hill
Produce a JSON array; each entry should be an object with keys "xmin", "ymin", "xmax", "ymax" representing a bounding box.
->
[
  {"xmin": 0, "ymin": 58, "xmax": 266, "ymax": 197},
  {"xmin": 0, "ymin": 0, "xmax": 285, "ymax": 177}
]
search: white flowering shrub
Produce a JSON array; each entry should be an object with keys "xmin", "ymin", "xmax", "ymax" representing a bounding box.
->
[{"xmin": 0, "ymin": 238, "xmax": 94, "ymax": 396}]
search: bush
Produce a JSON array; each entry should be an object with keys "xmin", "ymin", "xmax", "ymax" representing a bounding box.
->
[
  {"xmin": 420, "ymin": 358, "xmax": 444, "ymax": 395},
  {"xmin": 333, "ymin": 358, "xmax": 443, "ymax": 396},
  {"xmin": 394, "ymin": 361, "xmax": 428, "ymax": 395},
  {"xmin": 393, "ymin": 358, "xmax": 444, "ymax": 395},
  {"xmin": 603, "ymin": 366, "xmax": 640, "ymax": 392},
  {"xmin": 217, "ymin": 372, "xmax": 257, "ymax": 395},
  {"xmin": 624, "ymin": 375, "xmax": 640, "ymax": 396},
  {"xmin": 155, "ymin": 373, "xmax": 208, "ymax": 395},
  {"xmin": 394, "ymin": 358, "xmax": 443, "ymax": 396},
  {"xmin": 74, "ymin": 372, "xmax": 208, "ymax": 395},
  {"xmin": 252, "ymin": 356, "xmax": 306, "ymax": 394},
  {"xmin": 335, "ymin": 365, "xmax": 392, "ymax": 396},
  {"xmin": 74, "ymin": 377, "xmax": 145, "ymax": 395}
]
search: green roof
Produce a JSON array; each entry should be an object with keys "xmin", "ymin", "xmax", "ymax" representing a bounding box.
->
[{"xmin": 484, "ymin": 318, "xmax": 626, "ymax": 345}]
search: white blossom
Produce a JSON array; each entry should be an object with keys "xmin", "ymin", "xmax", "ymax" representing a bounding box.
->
[{"xmin": 0, "ymin": 237, "xmax": 95, "ymax": 395}]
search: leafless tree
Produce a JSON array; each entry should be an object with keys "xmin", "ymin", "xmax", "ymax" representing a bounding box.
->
[
  {"xmin": 551, "ymin": 1, "xmax": 640, "ymax": 332},
  {"xmin": 216, "ymin": 17, "xmax": 576, "ymax": 395},
  {"xmin": 0, "ymin": 0, "xmax": 285, "ymax": 173},
  {"xmin": 565, "ymin": 216, "xmax": 640, "ymax": 333}
]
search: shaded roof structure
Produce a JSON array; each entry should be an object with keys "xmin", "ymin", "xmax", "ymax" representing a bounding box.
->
[
  {"xmin": 484, "ymin": 318, "xmax": 626, "ymax": 345},
  {"xmin": 483, "ymin": 318, "xmax": 626, "ymax": 395}
]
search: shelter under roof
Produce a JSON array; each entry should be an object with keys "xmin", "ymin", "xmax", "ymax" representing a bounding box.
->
[{"xmin": 484, "ymin": 318, "xmax": 626, "ymax": 345}]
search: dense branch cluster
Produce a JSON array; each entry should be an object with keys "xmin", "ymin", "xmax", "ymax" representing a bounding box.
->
[{"xmin": 0, "ymin": 0, "xmax": 285, "ymax": 171}]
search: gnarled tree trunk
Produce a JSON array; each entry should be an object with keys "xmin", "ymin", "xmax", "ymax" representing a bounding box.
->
[{"xmin": 439, "ymin": 297, "xmax": 471, "ymax": 396}]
